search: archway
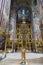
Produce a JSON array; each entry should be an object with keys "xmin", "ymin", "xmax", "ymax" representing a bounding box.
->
[{"xmin": 16, "ymin": 5, "xmax": 33, "ymax": 52}]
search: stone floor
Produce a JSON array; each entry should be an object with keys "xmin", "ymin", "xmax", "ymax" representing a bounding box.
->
[
  {"xmin": 0, "ymin": 53, "xmax": 43, "ymax": 65},
  {"xmin": 0, "ymin": 57, "xmax": 43, "ymax": 65}
]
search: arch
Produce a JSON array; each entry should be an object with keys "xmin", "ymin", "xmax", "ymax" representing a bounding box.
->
[{"xmin": 16, "ymin": 4, "xmax": 32, "ymax": 23}]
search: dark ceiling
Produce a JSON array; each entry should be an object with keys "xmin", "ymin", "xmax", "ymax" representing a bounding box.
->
[
  {"xmin": 10, "ymin": 0, "xmax": 37, "ymax": 23},
  {"xmin": 11, "ymin": 0, "xmax": 37, "ymax": 8}
]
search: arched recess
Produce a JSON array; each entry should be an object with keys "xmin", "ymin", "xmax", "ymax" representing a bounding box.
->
[{"xmin": 15, "ymin": 4, "xmax": 34, "ymax": 52}]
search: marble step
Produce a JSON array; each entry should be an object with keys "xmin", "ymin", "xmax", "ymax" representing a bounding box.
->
[{"xmin": 6, "ymin": 53, "xmax": 43, "ymax": 60}]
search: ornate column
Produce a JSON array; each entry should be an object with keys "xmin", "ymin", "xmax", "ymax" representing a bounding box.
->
[
  {"xmin": 0, "ymin": 0, "xmax": 11, "ymax": 31},
  {"xmin": 0, "ymin": 0, "xmax": 11, "ymax": 53},
  {"xmin": 33, "ymin": 17, "xmax": 42, "ymax": 41},
  {"xmin": 10, "ymin": 10, "xmax": 16, "ymax": 50},
  {"xmin": 3, "ymin": 0, "xmax": 11, "ymax": 53},
  {"xmin": 37, "ymin": 0, "xmax": 43, "ymax": 16},
  {"xmin": 37, "ymin": 0, "xmax": 43, "ymax": 40},
  {"xmin": 0, "ymin": 0, "xmax": 5, "ymax": 26},
  {"xmin": 3, "ymin": 0, "xmax": 11, "ymax": 32},
  {"xmin": 32, "ymin": 0, "xmax": 42, "ymax": 52}
]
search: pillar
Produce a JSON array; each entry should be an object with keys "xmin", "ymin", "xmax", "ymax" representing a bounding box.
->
[
  {"xmin": 0, "ymin": 0, "xmax": 11, "ymax": 32},
  {"xmin": 33, "ymin": 17, "xmax": 42, "ymax": 41},
  {"xmin": 0, "ymin": 0, "xmax": 5, "ymax": 26},
  {"xmin": 32, "ymin": 0, "xmax": 42, "ymax": 41},
  {"xmin": 37, "ymin": 0, "xmax": 43, "ymax": 18},
  {"xmin": 10, "ymin": 10, "xmax": 16, "ymax": 50},
  {"xmin": 32, "ymin": 0, "xmax": 42, "ymax": 52},
  {"xmin": 0, "ymin": 0, "xmax": 11, "ymax": 53},
  {"xmin": 3, "ymin": 0, "xmax": 11, "ymax": 33}
]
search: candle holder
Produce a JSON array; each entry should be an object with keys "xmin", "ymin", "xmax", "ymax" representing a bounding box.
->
[{"xmin": 20, "ymin": 47, "xmax": 28, "ymax": 65}]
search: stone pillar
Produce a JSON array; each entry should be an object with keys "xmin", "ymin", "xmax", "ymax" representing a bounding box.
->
[
  {"xmin": 37, "ymin": 0, "xmax": 43, "ymax": 16},
  {"xmin": 0, "ymin": 0, "xmax": 5, "ymax": 26},
  {"xmin": 10, "ymin": 16, "xmax": 16, "ymax": 40},
  {"xmin": 33, "ymin": 17, "xmax": 42, "ymax": 41},
  {"xmin": 37, "ymin": 0, "xmax": 43, "ymax": 40},
  {"xmin": 0, "ymin": 0, "xmax": 11, "ymax": 53},
  {"xmin": 32, "ymin": 0, "xmax": 42, "ymax": 52},
  {"xmin": 0, "ymin": 0, "xmax": 11, "ymax": 31},
  {"xmin": 10, "ymin": 10, "xmax": 16, "ymax": 50},
  {"xmin": 3, "ymin": 0, "xmax": 11, "ymax": 32}
]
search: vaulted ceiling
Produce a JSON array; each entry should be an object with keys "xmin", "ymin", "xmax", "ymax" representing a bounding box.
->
[
  {"xmin": 16, "ymin": 0, "xmax": 32, "ymax": 6},
  {"xmin": 10, "ymin": 0, "xmax": 37, "ymax": 22},
  {"xmin": 11, "ymin": 0, "xmax": 37, "ymax": 8},
  {"xmin": 11, "ymin": 0, "xmax": 32, "ymax": 7}
]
